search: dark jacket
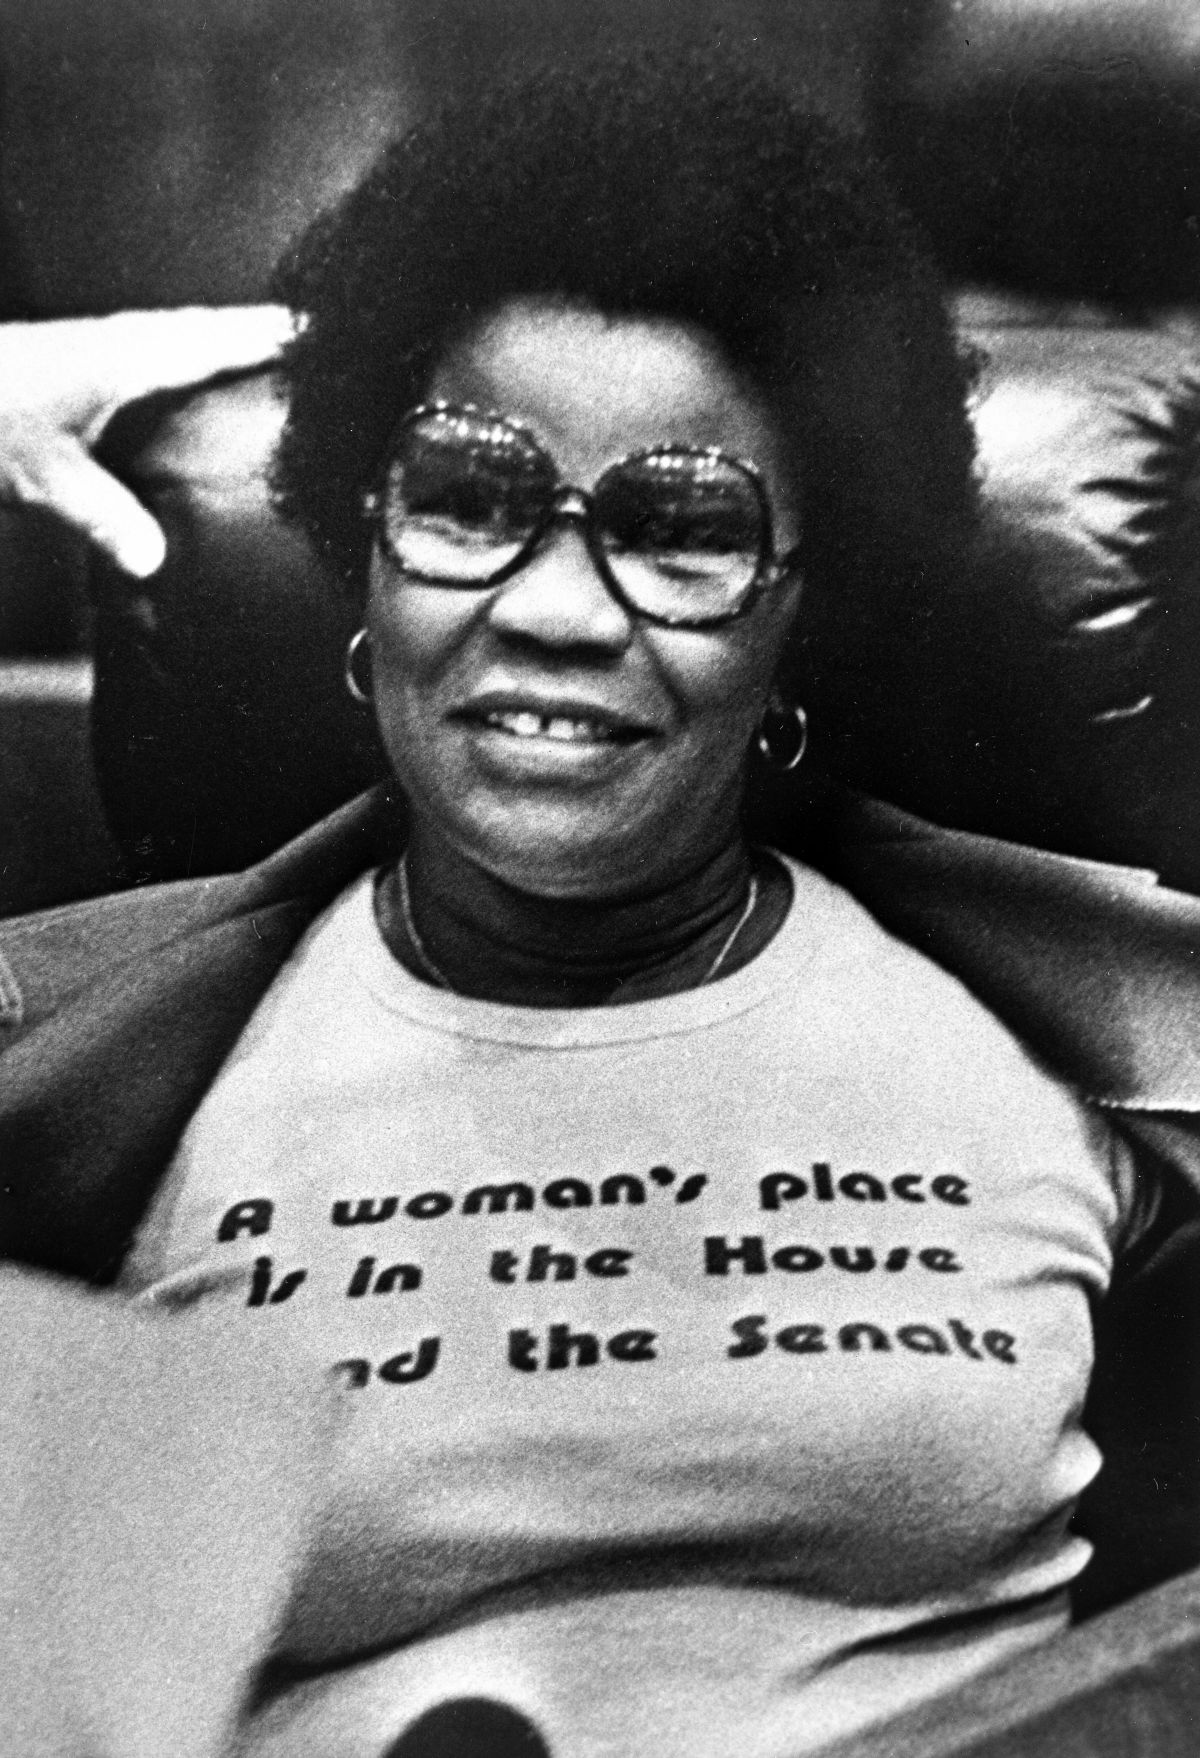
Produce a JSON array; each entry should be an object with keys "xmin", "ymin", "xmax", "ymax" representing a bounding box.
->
[{"xmin": 2, "ymin": 785, "xmax": 1198, "ymax": 1615}]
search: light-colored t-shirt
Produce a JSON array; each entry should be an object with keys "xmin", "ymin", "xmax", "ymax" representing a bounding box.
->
[{"xmin": 125, "ymin": 856, "xmax": 1137, "ymax": 1758}]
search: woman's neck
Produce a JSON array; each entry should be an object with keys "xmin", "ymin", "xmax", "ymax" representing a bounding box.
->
[{"xmin": 374, "ymin": 826, "xmax": 789, "ymax": 1007}]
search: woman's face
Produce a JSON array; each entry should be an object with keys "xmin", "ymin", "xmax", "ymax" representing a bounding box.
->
[{"xmin": 366, "ymin": 298, "xmax": 803, "ymax": 900}]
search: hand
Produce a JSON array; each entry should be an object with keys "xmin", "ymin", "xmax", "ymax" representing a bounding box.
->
[{"xmin": 0, "ymin": 305, "xmax": 294, "ymax": 577}]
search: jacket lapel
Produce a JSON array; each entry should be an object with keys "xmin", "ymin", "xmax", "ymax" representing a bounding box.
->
[{"xmin": 0, "ymin": 788, "xmax": 404, "ymax": 1279}]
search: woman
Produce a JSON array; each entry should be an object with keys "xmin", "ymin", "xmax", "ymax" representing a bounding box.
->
[{"xmin": 4, "ymin": 48, "xmax": 1200, "ymax": 1758}]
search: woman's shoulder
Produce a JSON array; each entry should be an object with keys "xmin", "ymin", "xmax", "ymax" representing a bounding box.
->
[
  {"xmin": 0, "ymin": 872, "xmax": 244, "ymax": 1036},
  {"xmin": 0, "ymin": 786, "xmax": 398, "ymax": 1038},
  {"xmin": 824, "ymin": 793, "xmax": 1200, "ymax": 1114},
  {"xmin": 768, "ymin": 846, "xmax": 1095, "ymax": 1105}
]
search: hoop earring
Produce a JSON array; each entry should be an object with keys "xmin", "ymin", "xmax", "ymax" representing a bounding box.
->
[
  {"xmin": 344, "ymin": 628, "xmax": 373, "ymax": 705},
  {"xmin": 756, "ymin": 701, "xmax": 808, "ymax": 772}
]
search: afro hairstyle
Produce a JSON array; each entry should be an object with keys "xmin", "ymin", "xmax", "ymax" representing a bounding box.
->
[{"xmin": 271, "ymin": 42, "xmax": 979, "ymax": 717}]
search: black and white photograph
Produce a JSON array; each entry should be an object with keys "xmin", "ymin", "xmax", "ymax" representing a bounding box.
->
[{"xmin": 2, "ymin": 5, "xmax": 1199, "ymax": 1755}]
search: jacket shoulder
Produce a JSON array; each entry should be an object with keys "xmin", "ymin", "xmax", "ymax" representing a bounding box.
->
[
  {"xmin": 0, "ymin": 784, "xmax": 401, "ymax": 1036},
  {"xmin": 0, "ymin": 873, "xmax": 247, "ymax": 1033},
  {"xmin": 832, "ymin": 792, "xmax": 1200, "ymax": 1114}
]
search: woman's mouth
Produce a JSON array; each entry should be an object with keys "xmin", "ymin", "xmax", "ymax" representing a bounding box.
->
[
  {"xmin": 481, "ymin": 709, "xmax": 636, "ymax": 745},
  {"xmin": 454, "ymin": 697, "xmax": 654, "ymax": 781}
]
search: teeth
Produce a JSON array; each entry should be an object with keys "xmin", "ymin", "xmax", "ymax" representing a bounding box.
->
[
  {"xmin": 546, "ymin": 716, "xmax": 601, "ymax": 742},
  {"xmin": 485, "ymin": 710, "xmax": 616, "ymax": 742},
  {"xmin": 507, "ymin": 711, "xmax": 545, "ymax": 738}
]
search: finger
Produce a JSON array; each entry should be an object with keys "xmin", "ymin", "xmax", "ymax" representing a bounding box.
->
[
  {"xmin": 17, "ymin": 440, "xmax": 168, "ymax": 576},
  {"xmin": 0, "ymin": 307, "xmax": 295, "ymax": 442},
  {"xmin": 85, "ymin": 305, "xmax": 295, "ymax": 413}
]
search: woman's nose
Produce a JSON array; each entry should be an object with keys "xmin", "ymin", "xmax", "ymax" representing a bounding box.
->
[{"xmin": 486, "ymin": 520, "xmax": 635, "ymax": 652}]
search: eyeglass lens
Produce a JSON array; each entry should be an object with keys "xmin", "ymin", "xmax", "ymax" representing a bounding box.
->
[{"xmin": 380, "ymin": 410, "xmax": 766, "ymax": 623}]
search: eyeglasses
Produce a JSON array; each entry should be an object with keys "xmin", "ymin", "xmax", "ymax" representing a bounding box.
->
[{"xmin": 363, "ymin": 403, "xmax": 801, "ymax": 629}]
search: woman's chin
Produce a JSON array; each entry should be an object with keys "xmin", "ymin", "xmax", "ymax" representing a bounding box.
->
[
  {"xmin": 395, "ymin": 735, "xmax": 683, "ymax": 901},
  {"xmin": 478, "ymin": 832, "xmax": 661, "ymax": 903},
  {"xmin": 444, "ymin": 800, "xmax": 686, "ymax": 903}
]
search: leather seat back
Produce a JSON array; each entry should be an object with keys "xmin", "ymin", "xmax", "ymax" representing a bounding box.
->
[{"xmin": 90, "ymin": 317, "xmax": 1200, "ymax": 888}]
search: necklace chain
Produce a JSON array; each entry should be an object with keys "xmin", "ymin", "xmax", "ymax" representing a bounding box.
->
[
  {"xmin": 396, "ymin": 857, "xmax": 760, "ymax": 995},
  {"xmin": 701, "ymin": 869, "xmax": 759, "ymax": 985},
  {"xmin": 397, "ymin": 856, "xmax": 454, "ymax": 990}
]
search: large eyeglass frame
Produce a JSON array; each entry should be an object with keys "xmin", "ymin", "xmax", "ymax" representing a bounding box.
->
[{"xmin": 362, "ymin": 401, "xmax": 802, "ymax": 630}]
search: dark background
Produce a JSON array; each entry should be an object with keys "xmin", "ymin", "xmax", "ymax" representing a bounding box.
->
[
  {"xmin": 0, "ymin": 0, "xmax": 1194, "ymax": 326},
  {"xmin": 3, "ymin": 0, "xmax": 1196, "ymax": 660},
  {"xmin": 0, "ymin": 0, "xmax": 1197, "ymax": 910}
]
